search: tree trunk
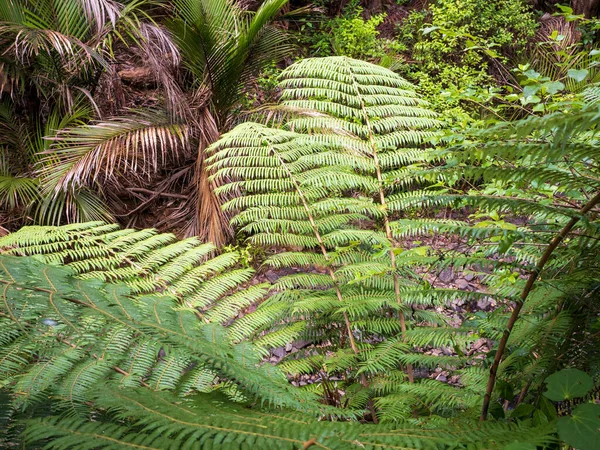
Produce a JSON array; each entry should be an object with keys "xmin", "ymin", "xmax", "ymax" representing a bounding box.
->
[{"xmin": 572, "ymin": 0, "xmax": 600, "ymax": 17}]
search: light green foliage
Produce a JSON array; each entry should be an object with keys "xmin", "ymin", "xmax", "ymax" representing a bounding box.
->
[
  {"xmin": 298, "ymin": 3, "xmax": 403, "ymax": 61},
  {"xmin": 0, "ymin": 222, "xmax": 260, "ymax": 305},
  {"xmin": 0, "ymin": 252, "xmax": 339, "ymax": 447},
  {"xmin": 396, "ymin": 0, "xmax": 537, "ymax": 120},
  {"xmin": 427, "ymin": 0, "xmax": 536, "ymax": 48},
  {"xmin": 2, "ymin": 51, "xmax": 600, "ymax": 447},
  {"xmin": 330, "ymin": 9, "xmax": 386, "ymax": 60}
]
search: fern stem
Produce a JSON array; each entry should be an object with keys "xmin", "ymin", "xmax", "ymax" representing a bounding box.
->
[
  {"xmin": 265, "ymin": 134, "xmax": 377, "ymax": 417},
  {"xmin": 480, "ymin": 190, "xmax": 600, "ymax": 421},
  {"xmin": 341, "ymin": 58, "xmax": 414, "ymax": 383},
  {"xmin": 264, "ymin": 135, "xmax": 362, "ymax": 357}
]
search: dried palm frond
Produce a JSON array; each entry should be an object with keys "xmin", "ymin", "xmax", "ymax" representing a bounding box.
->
[
  {"xmin": 137, "ymin": 22, "xmax": 191, "ymax": 121},
  {"xmin": 77, "ymin": 0, "xmax": 121, "ymax": 32},
  {"xmin": 38, "ymin": 110, "xmax": 190, "ymax": 194}
]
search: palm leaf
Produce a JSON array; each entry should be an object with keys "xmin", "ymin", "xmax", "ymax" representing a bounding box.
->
[{"xmin": 38, "ymin": 111, "xmax": 190, "ymax": 194}]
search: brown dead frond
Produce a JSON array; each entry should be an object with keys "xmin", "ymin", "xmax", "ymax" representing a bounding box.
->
[
  {"xmin": 137, "ymin": 23, "xmax": 192, "ymax": 121},
  {"xmin": 38, "ymin": 111, "xmax": 190, "ymax": 194},
  {"xmin": 77, "ymin": 0, "xmax": 121, "ymax": 33}
]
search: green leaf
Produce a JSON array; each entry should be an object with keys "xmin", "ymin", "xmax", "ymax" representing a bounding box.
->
[
  {"xmin": 556, "ymin": 5, "xmax": 573, "ymax": 14},
  {"xmin": 538, "ymin": 396, "xmax": 557, "ymax": 420},
  {"xmin": 567, "ymin": 69, "xmax": 589, "ymax": 82},
  {"xmin": 521, "ymin": 95, "xmax": 541, "ymax": 105},
  {"xmin": 542, "ymin": 81, "xmax": 565, "ymax": 95},
  {"xmin": 523, "ymin": 85, "xmax": 540, "ymax": 97},
  {"xmin": 532, "ymin": 103, "xmax": 545, "ymax": 113},
  {"xmin": 509, "ymin": 404, "xmax": 535, "ymax": 419},
  {"xmin": 422, "ymin": 26, "xmax": 440, "ymax": 35},
  {"xmin": 544, "ymin": 369, "xmax": 594, "ymax": 401},
  {"xmin": 557, "ymin": 403, "xmax": 600, "ymax": 450}
]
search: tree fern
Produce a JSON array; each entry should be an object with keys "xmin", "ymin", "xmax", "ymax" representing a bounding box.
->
[
  {"xmin": 2, "ymin": 54, "xmax": 598, "ymax": 446},
  {"xmin": 0, "ymin": 253, "xmax": 337, "ymax": 426},
  {"xmin": 19, "ymin": 387, "xmax": 555, "ymax": 450},
  {"xmin": 207, "ymin": 56, "xmax": 600, "ymax": 426},
  {"xmin": 207, "ymin": 57, "xmax": 490, "ymax": 419},
  {"xmin": 0, "ymin": 222, "xmax": 267, "ymax": 317}
]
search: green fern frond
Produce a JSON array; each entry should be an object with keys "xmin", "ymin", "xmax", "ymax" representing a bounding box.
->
[{"xmin": 0, "ymin": 254, "xmax": 332, "ymax": 417}]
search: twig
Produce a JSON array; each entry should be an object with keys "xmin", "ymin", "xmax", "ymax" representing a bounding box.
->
[{"xmin": 303, "ymin": 438, "xmax": 317, "ymax": 449}]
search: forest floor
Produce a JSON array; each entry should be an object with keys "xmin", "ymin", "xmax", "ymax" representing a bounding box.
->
[{"xmin": 250, "ymin": 209, "xmax": 498, "ymax": 387}]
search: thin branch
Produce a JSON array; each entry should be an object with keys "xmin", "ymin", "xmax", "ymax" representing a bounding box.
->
[
  {"xmin": 480, "ymin": 190, "xmax": 600, "ymax": 420},
  {"xmin": 126, "ymin": 187, "xmax": 188, "ymax": 199}
]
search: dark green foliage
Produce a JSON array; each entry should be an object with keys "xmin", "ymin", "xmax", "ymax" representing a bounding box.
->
[
  {"xmin": 543, "ymin": 369, "xmax": 599, "ymax": 450},
  {"xmin": 544, "ymin": 369, "xmax": 595, "ymax": 401},
  {"xmin": 395, "ymin": 106, "xmax": 600, "ymax": 422},
  {"xmin": 557, "ymin": 403, "xmax": 600, "ymax": 450}
]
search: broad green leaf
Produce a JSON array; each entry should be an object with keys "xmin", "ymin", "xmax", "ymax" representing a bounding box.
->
[
  {"xmin": 567, "ymin": 69, "xmax": 589, "ymax": 82},
  {"xmin": 542, "ymin": 81, "xmax": 564, "ymax": 95},
  {"xmin": 523, "ymin": 85, "xmax": 540, "ymax": 97},
  {"xmin": 557, "ymin": 403, "xmax": 600, "ymax": 450},
  {"xmin": 544, "ymin": 368, "xmax": 594, "ymax": 401}
]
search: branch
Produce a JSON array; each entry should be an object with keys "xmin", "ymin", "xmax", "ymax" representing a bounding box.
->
[{"xmin": 480, "ymin": 190, "xmax": 600, "ymax": 420}]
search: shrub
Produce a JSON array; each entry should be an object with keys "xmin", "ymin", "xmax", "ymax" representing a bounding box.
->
[
  {"xmin": 330, "ymin": 9, "xmax": 386, "ymax": 59},
  {"xmin": 396, "ymin": 0, "xmax": 538, "ymax": 120}
]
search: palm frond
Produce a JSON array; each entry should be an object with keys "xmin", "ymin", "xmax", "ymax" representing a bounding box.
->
[{"xmin": 38, "ymin": 111, "xmax": 190, "ymax": 193}]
